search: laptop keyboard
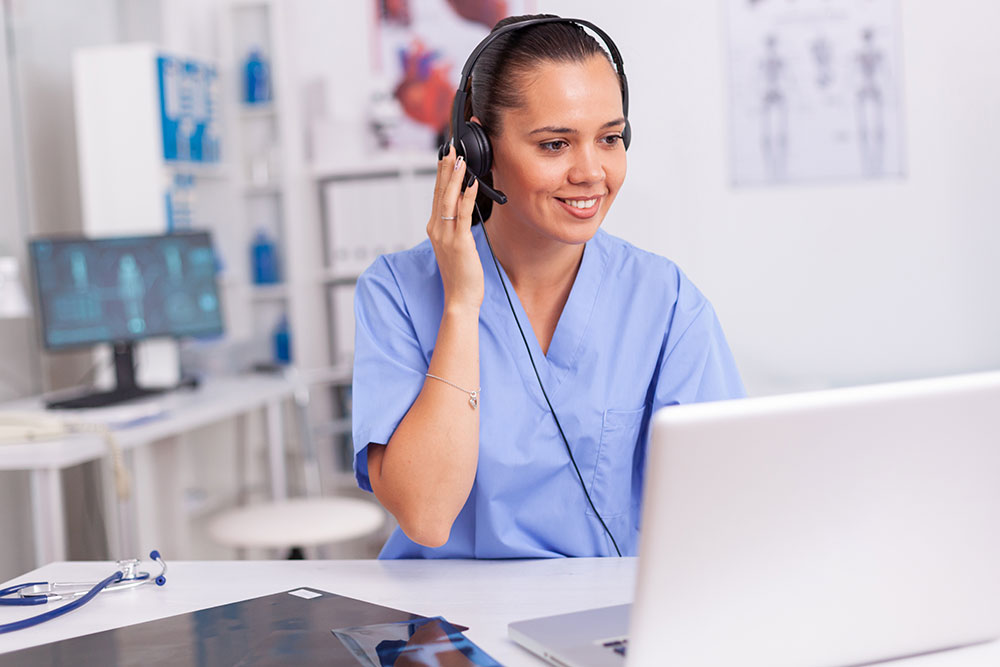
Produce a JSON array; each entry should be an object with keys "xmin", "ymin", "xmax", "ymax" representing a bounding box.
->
[{"xmin": 602, "ymin": 638, "xmax": 628, "ymax": 656}]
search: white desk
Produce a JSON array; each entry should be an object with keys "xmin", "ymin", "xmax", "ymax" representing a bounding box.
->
[
  {"xmin": 0, "ymin": 375, "xmax": 297, "ymax": 568},
  {"xmin": 0, "ymin": 558, "xmax": 998, "ymax": 666}
]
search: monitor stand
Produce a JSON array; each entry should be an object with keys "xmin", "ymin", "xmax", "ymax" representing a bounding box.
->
[{"xmin": 47, "ymin": 342, "xmax": 168, "ymax": 410}]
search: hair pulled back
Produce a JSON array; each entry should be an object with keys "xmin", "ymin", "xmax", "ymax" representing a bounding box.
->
[{"xmin": 468, "ymin": 14, "xmax": 614, "ymax": 137}]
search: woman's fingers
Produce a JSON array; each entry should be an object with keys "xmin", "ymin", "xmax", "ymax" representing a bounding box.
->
[
  {"xmin": 439, "ymin": 155, "xmax": 468, "ymax": 222},
  {"xmin": 458, "ymin": 175, "xmax": 479, "ymax": 229},
  {"xmin": 428, "ymin": 144, "xmax": 455, "ymax": 237},
  {"xmin": 431, "ymin": 143, "xmax": 454, "ymax": 215},
  {"xmin": 424, "ymin": 147, "xmax": 485, "ymax": 309}
]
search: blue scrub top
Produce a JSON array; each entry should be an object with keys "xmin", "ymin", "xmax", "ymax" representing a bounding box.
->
[{"xmin": 352, "ymin": 224, "xmax": 745, "ymax": 559}]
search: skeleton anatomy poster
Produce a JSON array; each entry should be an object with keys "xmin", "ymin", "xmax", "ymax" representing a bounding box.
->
[{"xmin": 725, "ymin": 0, "xmax": 906, "ymax": 185}]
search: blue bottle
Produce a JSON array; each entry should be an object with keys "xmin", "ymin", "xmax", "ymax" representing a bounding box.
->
[
  {"xmin": 244, "ymin": 49, "xmax": 271, "ymax": 104},
  {"xmin": 273, "ymin": 315, "xmax": 291, "ymax": 364},
  {"xmin": 251, "ymin": 229, "xmax": 279, "ymax": 284}
]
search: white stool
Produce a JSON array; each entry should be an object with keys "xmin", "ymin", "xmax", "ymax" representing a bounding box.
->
[
  {"xmin": 207, "ymin": 497, "xmax": 384, "ymax": 553},
  {"xmin": 207, "ymin": 370, "xmax": 384, "ymax": 558}
]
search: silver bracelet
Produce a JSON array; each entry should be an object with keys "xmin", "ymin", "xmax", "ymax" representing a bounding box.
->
[{"xmin": 425, "ymin": 373, "xmax": 480, "ymax": 409}]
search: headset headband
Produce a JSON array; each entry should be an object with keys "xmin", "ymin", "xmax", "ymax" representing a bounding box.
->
[{"xmin": 452, "ymin": 17, "xmax": 630, "ymax": 148}]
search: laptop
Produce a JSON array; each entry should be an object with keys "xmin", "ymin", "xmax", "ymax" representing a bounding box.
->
[{"xmin": 509, "ymin": 371, "xmax": 1000, "ymax": 667}]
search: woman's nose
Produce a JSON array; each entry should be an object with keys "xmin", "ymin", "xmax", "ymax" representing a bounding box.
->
[{"xmin": 567, "ymin": 146, "xmax": 604, "ymax": 184}]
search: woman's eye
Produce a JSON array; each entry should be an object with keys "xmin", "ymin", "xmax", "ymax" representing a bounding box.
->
[
  {"xmin": 602, "ymin": 134, "xmax": 623, "ymax": 146},
  {"xmin": 539, "ymin": 140, "xmax": 568, "ymax": 152}
]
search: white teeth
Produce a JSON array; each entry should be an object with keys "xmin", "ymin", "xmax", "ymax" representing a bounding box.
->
[{"xmin": 563, "ymin": 198, "xmax": 597, "ymax": 209}]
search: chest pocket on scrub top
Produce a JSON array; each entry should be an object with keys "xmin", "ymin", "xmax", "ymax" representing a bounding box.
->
[{"xmin": 587, "ymin": 407, "xmax": 646, "ymax": 518}]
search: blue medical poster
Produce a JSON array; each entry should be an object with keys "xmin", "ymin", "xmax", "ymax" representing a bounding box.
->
[{"xmin": 157, "ymin": 55, "xmax": 221, "ymax": 163}]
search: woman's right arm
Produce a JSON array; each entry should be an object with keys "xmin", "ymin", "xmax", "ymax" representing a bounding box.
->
[{"xmin": 367, "ymin": 146, "xmax": 483, "ymax": 548}]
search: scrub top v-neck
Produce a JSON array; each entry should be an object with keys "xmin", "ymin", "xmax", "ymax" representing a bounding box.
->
[{"xmin": 352, "ymin": 224, "xmax": 745, "ymax": 559}]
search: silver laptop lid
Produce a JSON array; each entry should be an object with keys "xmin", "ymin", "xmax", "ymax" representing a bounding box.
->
[{"xmin": 629, "ymin": 371, "xmax": 1000, "ymax": 667}]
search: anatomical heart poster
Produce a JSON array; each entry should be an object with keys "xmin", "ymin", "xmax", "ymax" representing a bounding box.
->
[{"xmin": 372, "ymin": 0, "xmax": 537, "ymax": 151}]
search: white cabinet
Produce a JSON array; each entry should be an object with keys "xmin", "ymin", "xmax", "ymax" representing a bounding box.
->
[
  {"xmin": 72, "ymin": 43, "xmax": 235, "ymax": 386},
  {"xmin": 73, "ymin": 44, "xmax": 226, "ymax": 232}
]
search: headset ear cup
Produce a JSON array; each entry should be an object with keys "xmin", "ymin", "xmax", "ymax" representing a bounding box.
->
[
  {"xmin": 459, "ymin": 121, "xmax": 492, "ymax": 181},
  {"xmin": 622, "ymin": 119, "xmax": 632, "ymax": 151}
]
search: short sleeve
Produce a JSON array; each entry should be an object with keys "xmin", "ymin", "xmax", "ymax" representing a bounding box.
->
[
  {"xmin": 654, "ymin": 269, "xmax": 746, "ymax": 407},
  {"xmin": 351, "ymin": 257, "xmax": 429, "ymax": 492}
]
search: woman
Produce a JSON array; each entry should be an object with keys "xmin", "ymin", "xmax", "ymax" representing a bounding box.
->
[{"xmin": 352, "ymin": 15, "xmax": 745, "ymax": 559}]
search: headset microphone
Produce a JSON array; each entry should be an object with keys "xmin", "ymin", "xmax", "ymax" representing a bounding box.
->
[{"xmin": 472, "ymin": 178, "xmax": 507, "ymax": 205}]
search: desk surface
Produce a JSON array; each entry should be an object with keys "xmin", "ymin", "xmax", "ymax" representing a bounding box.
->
[
  {"xmin": 2, "ymin": 559, "xmax": 999, "ymax": 666},
  {"xmin": 0, "ymin": 374, "xmax": 295, "ymax": 471}
]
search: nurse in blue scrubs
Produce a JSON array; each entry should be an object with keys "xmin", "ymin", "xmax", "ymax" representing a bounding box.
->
[{"xmin": 352, "ymin": 15, "xmax": 746, "ymax": 559}]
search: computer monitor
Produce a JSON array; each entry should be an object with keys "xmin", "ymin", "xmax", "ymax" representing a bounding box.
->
[{"xmin": 28, "ymin": 230, "xmax": 224, "ymax": 408}]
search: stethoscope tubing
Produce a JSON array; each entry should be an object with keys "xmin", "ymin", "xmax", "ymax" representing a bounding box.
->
[
  {"xmin": 0, "ymin": 551, "xmax": 166, "ymax": 634},
  {"xmin": 0, "ymin": 583, "xmax": 48, "ymax": 606},
  {"xmin": 6, "ymin": 572, "xmax": 152, "ymax": 602},
  {"xmin": 0, "ymin": 571, "xmax": 123, "ymax": 634}
]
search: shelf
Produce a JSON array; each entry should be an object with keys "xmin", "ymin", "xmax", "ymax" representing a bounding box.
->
[
  {"xmin": 321, "ymin": 268, "xmax": 361, "ymax": 285},
  {"xmin": 162, "ymin": 162, "xmax": 231, "ymax": 179},
  {"xmin": 250, "ymin": 283, "xmax": 289, "ymax": 301},
  {"xmin": 240, "ymin": 103, "xmax": 277, "ymax": 120},
  {"xmin": 312, "ymin": 150, "xmax": 439, "ymax": 182},
  {"xmin": 228, "ymin": 0, "xmax": 274, "ymax": 11},
  {"xmin": 243, "ymin": 183, "xmax": 282, "ymax": 196},
  {"xmin": 290, "ymin": 362, "xmax": 353, "ymax": 387}
]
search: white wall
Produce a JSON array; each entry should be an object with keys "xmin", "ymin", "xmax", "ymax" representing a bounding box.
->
[
  {"xmin": 537, "ymin": 0, "xmax": 1000, "ymax": 394},
  {"xmin": 11, "ymin": 0, "xmax": 121, "ymax": 238},
  {"xmin": 0, "ymin": 3, "xmax": 36, "ymax": 581}
]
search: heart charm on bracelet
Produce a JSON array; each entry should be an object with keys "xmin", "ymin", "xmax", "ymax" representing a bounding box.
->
[{"xmin": 425, "ymin": 373, "xmax": 480, "ymax": 410}]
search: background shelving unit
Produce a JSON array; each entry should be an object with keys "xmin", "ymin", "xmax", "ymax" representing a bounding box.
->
[
  {"xmin": 307, "ymin": 155, "xmax": 434, "ymax": 473},
  {"xmin": 218, "ymin": 0, "xmax": 355, "ymax": 483},
  {"xmin": 72, "ymin": 2, "xmax": 444, "ymax": 512}
]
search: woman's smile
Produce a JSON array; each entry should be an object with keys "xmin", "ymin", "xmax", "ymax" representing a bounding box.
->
[{"xmin": 555, "ymin": 194, "xmax": 605, "ymax": 219}]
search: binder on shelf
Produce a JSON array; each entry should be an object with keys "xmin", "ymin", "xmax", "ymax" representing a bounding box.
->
[
  {"xmin": 324, "ymin": 179, "xmax": 379, "ymax": 276},
  {"xmin": 323, "ymin": 173, "xmax": 437, "ymax": 279}
]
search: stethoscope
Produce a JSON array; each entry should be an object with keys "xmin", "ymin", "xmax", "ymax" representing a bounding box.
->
[{"xmin": 0, "ymin": 550, "xmax": 166, "ymax": 634}]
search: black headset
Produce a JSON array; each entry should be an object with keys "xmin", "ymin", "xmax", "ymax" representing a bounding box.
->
[{"xmin": 450, "ymin": 16, "xmax": 631, "ymax": 206}]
